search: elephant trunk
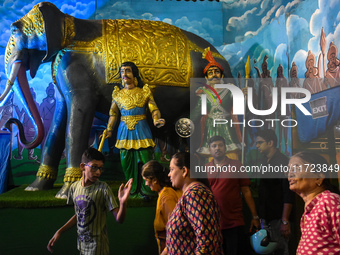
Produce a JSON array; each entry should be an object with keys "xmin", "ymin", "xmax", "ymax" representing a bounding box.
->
[{"xmin": 5, "ymin": 64, "xmax": 44, "ymax": 149}]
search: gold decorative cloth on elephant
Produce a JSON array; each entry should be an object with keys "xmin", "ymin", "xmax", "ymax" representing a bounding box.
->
[
  {"xmin": 53, "ymin": 18, "xmax": 207, "ymax": 87},
  {"xmin": 103, "ymin": 19, "xmax": 192, "ymax": 87},
  {"xmin": 14, "ymin": 4, "xmax": 224, "ymax": 87},
  {"xmin": 111, "ymin": 85, "xmax": 157, "ymax": 150}
]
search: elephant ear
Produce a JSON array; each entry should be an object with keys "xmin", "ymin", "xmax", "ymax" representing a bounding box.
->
[{"xmin": 38, "ymin": 2, "xmax": 64, "ymax": 62}]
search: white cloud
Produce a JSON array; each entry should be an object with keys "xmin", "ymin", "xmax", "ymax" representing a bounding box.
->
[
  {"xmin": 261, "ymin": 3, "xmax": 278, "ymax": 25},
  {"xmin": 258, "ymin": 0, "xmax": 272, "ymax": 16},
  {"xmin": 141, "ymin": 13, "xmax": 154, "ymax": 20},
  {"xmin": 174, "ymin": 16, "xmax": 222, "ymax": 44},
  {"xmin": 274, "ymin": 43, "xmax": 288, "ymax": 63},
  {"xmin": 227, "ymin": 7, "xmax": 257, "ymax": 32},
  {"xmin": 279, "ymin": 0, "xmax": 301, "ymax": 17},
  {"xmin": 162, "ymin": 18, "xmax": 173, "ymax": 25},
  {"xmin": 334, "ymin": 23, "xmax": 340, "ymax": 47},
  {"xmin": 275, "ymin": 6, "xmax": 285, "ymax": 18},
  {"xmin": 60, "ymin": 1, "xmax": 95, "ymax": 19},
  {"xmin": 286, "ymin": 14, "xmax": 310, "ymax": 56},
  {"xmin": 94, "ymin": 1, "xmax": 137, "ymax": 20},
  {"xmin": 272, "ymin": 43, "xmax": 288, "ymax": 77},
  {"xmin": 304, "ymin": 0, "xmax": 340, "ymax": 74},
  {"xmin": 226, "ymin": 0, "xmax": 302, "ymax": 44},
  {"xmin": 221, "ymin": 0, "xmax": 261, "ymax": 9}
]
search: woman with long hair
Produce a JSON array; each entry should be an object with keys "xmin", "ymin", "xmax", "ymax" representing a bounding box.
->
[{"xmin": 142, "ymin": 160, "xmax": 182, "ymax": 254}]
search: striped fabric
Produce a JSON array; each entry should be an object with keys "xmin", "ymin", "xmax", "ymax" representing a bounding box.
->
[{"xmin": 68, "ymin": 180, "xmax": 118, "ymax": 255}]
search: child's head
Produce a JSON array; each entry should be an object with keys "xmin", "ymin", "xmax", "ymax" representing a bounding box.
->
[
  {"xmin": 80, "ymin": 147, "xmax": 105, "ymax": 184},
  {"xmin": 81, "ymin": 147, "xmax": 105, "ymax": 164},
  {"xmin": 142, "ymin": 160, "xmax": 171, "ymax": 192}
]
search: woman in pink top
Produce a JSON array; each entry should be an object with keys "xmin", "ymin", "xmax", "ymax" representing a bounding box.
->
[{"xmin": 288, "ymin": 151, "xmax": 340, "ymax": 255}]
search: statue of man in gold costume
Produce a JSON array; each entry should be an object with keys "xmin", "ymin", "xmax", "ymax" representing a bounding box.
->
[{"xmin": 105, "ymin": 62, "xmax": 165, "ymax": 198}]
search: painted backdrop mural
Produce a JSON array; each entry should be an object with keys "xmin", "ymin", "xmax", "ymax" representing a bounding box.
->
[{"xmin": 0, "ymin": 0, "xmax": 339, "ymax": 187}]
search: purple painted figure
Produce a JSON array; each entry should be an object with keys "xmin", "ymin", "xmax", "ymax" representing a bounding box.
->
[
  {"xmin": 39, "ymin": 82, "xmax": 56, "ymax": 153},
  {"xmin": 0, "ymin": 93, "xmax": 14, "ymax": 133},
  {"xmin": 14, "ymin": 87, "xmax": 39, "ymax": 160}
]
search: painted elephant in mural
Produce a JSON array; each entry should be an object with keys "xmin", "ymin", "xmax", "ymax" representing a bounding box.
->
[{"xmin": 3, "ymin": 2, "xmax": 233, "ymax": 198}]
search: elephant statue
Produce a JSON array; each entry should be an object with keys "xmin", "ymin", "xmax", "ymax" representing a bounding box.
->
[{"xmin": 3, "ymin": 2, "xmax": 233, "ymax": 198}]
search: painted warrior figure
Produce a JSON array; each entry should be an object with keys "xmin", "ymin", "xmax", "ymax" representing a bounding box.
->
[
  {"xmin": 192, "ymin": 48, "xmax": 242, "ymax": 160},
  {"xmin": 14, "ymin": 88, "xmax": 39, "ymax": 160},
  {"xmin": 254, "ymin": 55, "xmax": 275, "ymax": 128},
  {"xmin": 105, "ymin": 62, "xmax": 165, "ymax": 198},
  {"xmin": 303, "ymin": 50, "xmax": 328, "ymax": 94},
  {"xmin": 325, "ymin": 42, "xmax": 340, "ymax": 88},
  {"xmin": 39, "ymin": 82, "xmax": 56, "ymax": 154},
  {"xmin": 275, "ymin": 64, "xmax": 290, "ymax": 156}
]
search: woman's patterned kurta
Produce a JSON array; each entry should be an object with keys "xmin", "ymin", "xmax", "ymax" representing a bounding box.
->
[{"xmin": 166, "ymin": 183, "xmax": 223, "ymax": 254}]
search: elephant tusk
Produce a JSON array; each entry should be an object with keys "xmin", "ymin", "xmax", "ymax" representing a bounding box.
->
[
  {"xmin": 8, "ymin": 61, "xmax": 21, "ymax": 83},
  {"xmin": 0, "ymin": 61, "xmax": 21, "ymax": 101},
  {"xmin": 0, "ymin": 80, "xmax": 13, "ymax": 101}
]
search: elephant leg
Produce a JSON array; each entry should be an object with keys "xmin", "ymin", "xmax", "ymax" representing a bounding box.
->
[
  {"xmin": 25, "ymin": 93, "xmax": 67, "ymax": 191},
  {"xmin": 55, "ymin": 63, "xmax": 99, "ymax": 199},
  {"xmin": 55, "ymin": 99, "xmax": 96, "ymax": 199}
]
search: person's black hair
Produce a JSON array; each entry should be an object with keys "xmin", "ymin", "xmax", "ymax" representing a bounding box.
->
[
  {"xmin": 142, "ymin": 160, "xmax": 172, "ymax": 188},
  {"xmin": 81, "ymin": 147, "xmax": 105, "ymax": 164},
  {"xmin": 292, "ymin": 151, "xmax": 339, "ymax": 194},
  {"xmin": 208, "ymin": 136, "xmax": 226, "ymax": 146},
  {"xmin": 120, "ymin": 62, "xmax": 144, "ymax": 88},
  {"xmin": 256, "ymin": 129, "xmax": 277, "ymax": 147},
  {"xmin": 171, "ymin": 152, "xmax": 211, "ymax": 189}
]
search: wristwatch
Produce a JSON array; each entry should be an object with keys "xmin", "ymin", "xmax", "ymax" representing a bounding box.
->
[{"xmin": 281, "ymin": 219, "xmax": 289, "ymax": 225}]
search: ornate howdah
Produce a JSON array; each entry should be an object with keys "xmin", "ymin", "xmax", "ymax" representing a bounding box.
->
[
  {"xmin": 103, "ymin": 19, "xmax": 192, "ymax": 87},
  {"xmin": 56, "ymin": 19, "xmax": 196, "ymax": 87}
]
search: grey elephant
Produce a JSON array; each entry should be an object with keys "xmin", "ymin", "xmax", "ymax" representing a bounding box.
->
[{"xmin": 3, "ymin": 2, "xmax": 233, "ymax": 198}]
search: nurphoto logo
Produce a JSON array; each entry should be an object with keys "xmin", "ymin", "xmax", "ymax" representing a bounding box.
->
[{"xmin": 200, "ymin": 83, "xmax": 312, "ymax": 128}]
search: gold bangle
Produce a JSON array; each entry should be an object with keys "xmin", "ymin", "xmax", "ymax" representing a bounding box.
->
[
  {"xmin": 7, "ymin": 80, "xmax": 14, "ymax": 86},
  {"xmin": 107, "ymin": 126, "xmax": 113, "ymax": 132}
]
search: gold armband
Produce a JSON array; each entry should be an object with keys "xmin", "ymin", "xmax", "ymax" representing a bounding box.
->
[
  {"xmin": 152, "ymin": 110, "xmax": 161, "ymax": 121},
  {"xmin": 107, "ymin": 125, "xmax": 113, "ymax": 132},
  {"xmin": 149, "ymin": 101, "xmax": 159, "ymax": 114}
]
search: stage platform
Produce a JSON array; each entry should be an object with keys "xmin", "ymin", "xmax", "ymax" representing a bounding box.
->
[{"xmin": 0, "ymin": 180, "xmax": 303, "ymax": 255}]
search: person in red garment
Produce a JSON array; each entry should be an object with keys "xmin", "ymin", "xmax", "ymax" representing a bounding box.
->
[
  {"xmin": 288, "ymin": 151, "xmax": 340, "ymax": 255},
  {"xmin": 206, "ymin": 135, "xmax": 260, "ymax": 255}
]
